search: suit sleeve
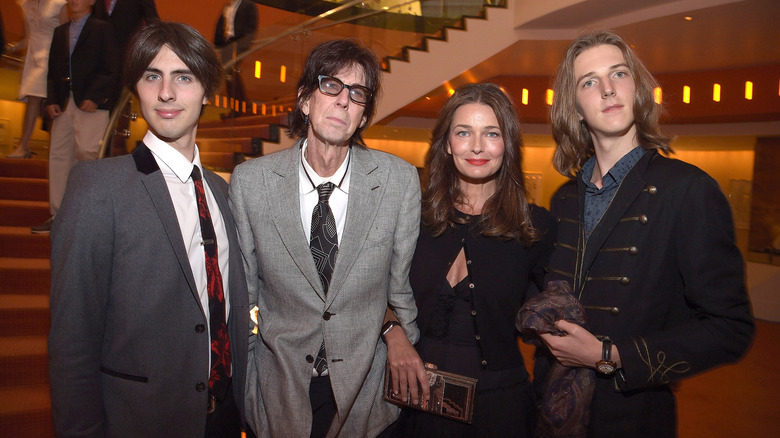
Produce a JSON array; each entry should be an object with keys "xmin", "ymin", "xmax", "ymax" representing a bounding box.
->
[
  {"xmin": 140, "ymin": 0, "xmax": 160, "ymax": 22},
  {"xmin": 617, "ymin": 173, "xmax": 754, "ymax": 390},
  {"xmin": 49, "ymin": 163, "xmax": 115, "ymax": 437},
  {"xmin": 228, "ymin": 166, "xmax": 262, "ymax": 353},
  {"xmin": 84, "ymin": 22, "xmax": 120, "ymax": 109},
  {"xmin": 385, "ymin": 163, "xmax": 422, "ymax": 344},
  {"xmin": 47, "ymin": 27, "xmax": 63, "ymax": 108}
]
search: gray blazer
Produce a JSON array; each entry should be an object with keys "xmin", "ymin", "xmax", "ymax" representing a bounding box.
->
[
  {"xmin": 49, "ymin": 144, "xmax": 249, "ymax": 437},
  {"xmin": 230, "ymin": 142, "xmax": 421, "ymax": 437}
]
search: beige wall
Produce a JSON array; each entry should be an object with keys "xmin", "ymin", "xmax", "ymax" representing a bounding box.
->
[{"xmin": 366, "ymin": 133, "xmax": 757, "ymax": 211}]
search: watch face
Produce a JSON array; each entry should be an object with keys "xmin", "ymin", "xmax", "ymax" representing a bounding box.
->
[{"xmin": 597, "ymin": 361, "xmax": 616, "ymax": 375}]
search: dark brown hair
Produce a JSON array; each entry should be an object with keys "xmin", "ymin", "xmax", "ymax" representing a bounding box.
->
[
  {"xmin": 550, "ymin": 30, "xmax": 672, "ymax": 178},
  {"xmin": 123, "ymin": 22, "xmax": 224, "ymax": 100},
  {"xmin": 287, "ymin": 38, "xmax": 381, "ymax": 147},
  {"xmin": 423, "ymin": 83, "xmax": 539, "ymax": 244}
]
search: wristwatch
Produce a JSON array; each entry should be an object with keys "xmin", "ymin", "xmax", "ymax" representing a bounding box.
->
[
  {"xmin": 596, "ymin": 336, "xmax": 617, "ymax": 375},
  {"xmin": 381, "ymin": 320, "xmax": 401, "ymax": 338}
]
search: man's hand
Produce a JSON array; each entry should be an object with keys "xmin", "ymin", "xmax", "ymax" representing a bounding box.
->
[
  {"xmin": 384, "ymin": 323, "xmax": 430, "ymax": 406},
  {"xmin": 47, "ymin": 104, "xmax": 63, "ymax": 120},
  {"xmin": 79, "ymin": 99, "xmax": 98, "ymax": 113},
  {"xmin": 539, "ymin": 320, "xmax": 606, "ymax": 368}
]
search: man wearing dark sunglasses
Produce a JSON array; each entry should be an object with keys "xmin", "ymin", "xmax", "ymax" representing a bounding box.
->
[{"xmin": 230, "ymin": 38, "xmax": 423, "ymax": 438}]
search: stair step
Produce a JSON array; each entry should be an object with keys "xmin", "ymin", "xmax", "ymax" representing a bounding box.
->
[
  {"xmin": 198, "ymin": 137, "xmax": 261, "ymax": 155},
  {"xmin": 0, "ymin": 336, "xmax": 48, "ymax": 387},
  {"xmin": 0, "ymin": 200, "xmax": 50, "ymax": 227},
  {"xmin": 197, "ymin": 123, "xmax": 278, "ymax": 141},
  {"xmin": 0, "ymin": 295, "xmax": 50, "ymax": 336},
  {"xmin": 0, "ymin": 158, "xmax": 48, "ymax": 179},
  {"xmin": 0, "ymin": 227, "xmax": 51, "ymax": 259},
  {"xmin": 201, "ymin": 152, "xmax": 245, "ymax": 172},
  {"xmin": 0, "ymin": 177, "xmax": 48, "ymax": 202},
  {"xmin": 200, "ymin": 112, "xmax": 289, "ymax": 128},
  {"xmin": 0, "ymin": 384, "xmax": 53, "ymax": 438},
  {"xmin": 0, "ymin": 258, "xmax": 51, "ymax": 295}
]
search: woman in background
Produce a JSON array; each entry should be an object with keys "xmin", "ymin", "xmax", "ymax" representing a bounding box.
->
[
  {"xmin": 395, "ymin": 83, "xmax": 556, "ymax": 437},
  {"xmin": 6, "ymin": 0, "xmax": 67, "ymax": 158}
]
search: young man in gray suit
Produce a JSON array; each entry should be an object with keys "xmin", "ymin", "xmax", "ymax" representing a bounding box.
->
[
  {"xmin": 49, "ymin": 22, "xmax": 249, "ymax": 438},
  {"xmin": 230, "ymin": 39, "xmax": 426, "ymax": 437}
]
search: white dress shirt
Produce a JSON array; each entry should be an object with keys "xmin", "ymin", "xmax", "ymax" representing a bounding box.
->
[
  {"xmin": 144, "ymin": 131, "xmax": 231, "ymax": 363},
  {"xmin": 298, "ymin": 140, "xmax": 351, "ymax": 244}
]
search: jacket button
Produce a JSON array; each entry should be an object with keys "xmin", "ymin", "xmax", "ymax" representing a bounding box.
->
[
  {"xmin": 639, "ymin": 215, "xmax": 648, "ymax": 224},
  {"xmin": 628, "ymin": 246, "xmax": 639, "ymax": 255},
  {"xmin": 323, "ymin": 312, "xmax": 332, "ymax": 320},
  {"xmin": 475, "ymin": 334, "xmax": 481, "ymax": 341},
  {"xmin": 471, "ymin": 310, "xmax": 477, "ymax": 316},
  {"xmin": 306, "ymin": 355, "xmax": 314, "ymax": 363},
  {"xmin": 468, "ymin": 283, "xmax": 475, "ymax": 289},
  {"xmin": 481, "ymin": 360, "xmax": 487, "ymax": 366},
  {"xmin": 620, "ymin": 277, "xmax": 630, "ymax": 285},
  {"xmin": 195, "ymin": 382, "xmax": 206, "ymax": 392},
  {"xmin": 195, "ymin": 324, "xmax": 205, "ymax": 333},
  {"xmin": 610, "ymin": 307, "xmax": 620, "ymax": 316},
  {"xmin": 647, "ymin": 186, "xmax": 658, "ymax": 194}
]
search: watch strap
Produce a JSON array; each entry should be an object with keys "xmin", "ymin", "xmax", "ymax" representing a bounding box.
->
[
  {"xmin": 602, "ymin": 336, "xmax": 613, "ymax": 361},
  {"xmin": 381, "ymin": 320, "xmax": 400, "ymax": 337}
]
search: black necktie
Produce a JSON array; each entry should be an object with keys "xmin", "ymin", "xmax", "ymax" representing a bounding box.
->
[
  {"xmin": 191, "ymin": 166, "xmax": 231, "ymax": 399},
  {"xmin": 310, "ymin": 182, "xmax": 338, "ymax": 375}
]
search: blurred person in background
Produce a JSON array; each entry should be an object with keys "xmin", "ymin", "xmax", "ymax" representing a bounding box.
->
[{"xmin": 5, "ymin": 0, "xmax": 68, "ymax": 159}]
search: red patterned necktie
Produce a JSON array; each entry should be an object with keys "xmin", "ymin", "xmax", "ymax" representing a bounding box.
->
[{"xmin": 191, "ymin": 166, "xmax": 231, "ymax": 399}]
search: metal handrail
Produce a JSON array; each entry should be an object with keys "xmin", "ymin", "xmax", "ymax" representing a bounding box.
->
[{"xmin": 97, "ymin": 0, "xmax": 428, "ymax": 158}]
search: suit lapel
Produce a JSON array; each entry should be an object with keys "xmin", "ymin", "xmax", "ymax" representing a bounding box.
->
[
  {"xmin": 326, "ymin": 146, "xmax": 384, "ymax": 305},
  {"xmin": 72, "ymin": 16, "xmax": 94, "ymax": 55},
  {"xmin": 266, "ymin": 145, "xmax": 325, "ymax": 297},
  {"xmin": 580, "ymin": 150, "xmax": 655, "ymax": 275},
  {"xmin": 132, "ymin": 144, "xmax": 201, "ymax": 306}
]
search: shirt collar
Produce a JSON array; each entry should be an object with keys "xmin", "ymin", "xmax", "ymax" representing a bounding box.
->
[
  {"xmin": 298, "ymin": 139, "xmax": 351, "ymax": 195},
  {"xmin": 143, "ymin": 131, "xmax": 204, "ymax": 183},
  {"xmin": 582, "ymin": 146, "xmax": 646, "ymax": 190},
  {"xmin": 71, "ymin": 13, "xmax": 90, "ymax": 27}
]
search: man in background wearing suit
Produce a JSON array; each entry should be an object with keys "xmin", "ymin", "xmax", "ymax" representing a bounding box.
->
[
  {"xmin": 33, "ymin": 0, "xmax": 119, "ymax": 234},
  {"xmin": 94, "ymin": 0, "xmax": 159, "ymax": 155},
  {"xmin": 230, "ymin": 39, "xmax": 424, "ymax": 437},
  {"xmin": 94, "ymin": 0, "xmax": 158, "ymax": 55},
  {"xmin": 214, "ymin": 0, "xmax": 258, "ymax": 117},
  {"xmin": 49, "ymin": 22, "xmax": 249, "ymax": 437}
]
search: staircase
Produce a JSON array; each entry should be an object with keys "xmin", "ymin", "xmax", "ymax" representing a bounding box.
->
[
  {"xmin": 0, "ymin": 158, "xmax": 54, "ymax": 437},
  {"xmin": 377, "ymin": 3, "xmax": 518, "ymax": 121},
  {"xmin": 197, "ymin": 112, "xmax": 291, "ymax": 171}
]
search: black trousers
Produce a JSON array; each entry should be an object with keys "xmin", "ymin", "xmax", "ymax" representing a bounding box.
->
[
  {"xmin": 309, "ymin": 375, "xmax": 337, "ymax": 438},
  {"xmin": 205, "ymin": 380, "xmax": 241, "ymax": 438}
]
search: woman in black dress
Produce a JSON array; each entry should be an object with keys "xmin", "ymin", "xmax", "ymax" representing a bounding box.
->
[{"xmin": 394, "ymin": 83, "xmax": 556, "ymax": 437}]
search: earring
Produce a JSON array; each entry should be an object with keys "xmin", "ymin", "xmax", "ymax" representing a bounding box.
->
[{"xmin": 304, "ymin": 114, "xmax": 309, "ymax": 125}]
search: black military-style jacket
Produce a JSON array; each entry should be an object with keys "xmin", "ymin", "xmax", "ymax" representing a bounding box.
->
[{"xmin": 544, "ymin": 149, "xmax": 754, "ymax": 436}]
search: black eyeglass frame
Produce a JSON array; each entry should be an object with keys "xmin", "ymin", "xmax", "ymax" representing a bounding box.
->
[{"xmin": 317, "ymin": 75, "xmax": 373, "ymax": 104}]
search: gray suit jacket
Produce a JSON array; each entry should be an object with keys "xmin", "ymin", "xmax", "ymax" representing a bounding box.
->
[
  {"xmin": 230, "ymin": 142, "xmax": 421, "ymax": 437},
  {"xmin": 49, "ymin": 143, "xmax": 249, "ymax": 438}
]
